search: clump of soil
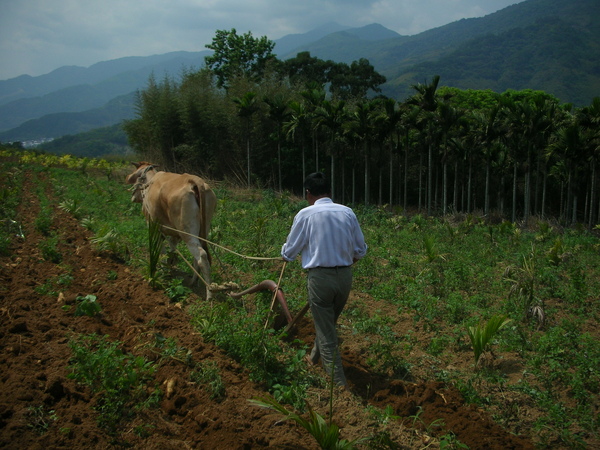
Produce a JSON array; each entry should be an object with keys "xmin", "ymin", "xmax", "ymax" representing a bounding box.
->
[{"xmin": 0, "ymin": 169, "xmax": 536, "ymax": 449}]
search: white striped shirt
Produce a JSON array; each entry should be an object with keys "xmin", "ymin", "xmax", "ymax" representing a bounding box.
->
[{"xmin": 281, "ymin": 198, "xmax": 367, "ymax": 269}]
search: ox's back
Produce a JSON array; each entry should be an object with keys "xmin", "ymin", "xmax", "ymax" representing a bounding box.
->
[{"xmin": 144, "ymin": 171, "xmax": 216, "ymax": 244}]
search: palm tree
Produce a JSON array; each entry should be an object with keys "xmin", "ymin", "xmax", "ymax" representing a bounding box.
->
[
  {"xmin": 233, "ymin": 91, "xmax": 259, "ymax": 187},
  {"xmin": 284, "ymin": 101, "xmax": 311, "ymax": 196},
  {"xmin": 300, "ymin": 83, "xmax": 326, "ymax": 172},
  {"xmin": 401, "ymin": 105, "xmax": 421, "ymax": 211},
  {"xmin": 471, "ymin": 104, "xmax": 502, "ymax": 216},
  {"xmin": 576, "ymin": 97, "xmax": 600, "ymax": 228},
  {"xmin": 374, "ymin": 98, "xmax": 404, "ymax": 207},
  {"xmin": 437, "ymin": 100, "xmax": 465, "ymax": 214},
  {"xmin": 499, "ymin": 96, "xmax": 525, "ymax": 222},
  {"xmin": 348, "ymin": 100, "xmax": 378, "ymax": 205},
  {"xmin": 500, "ymin": 94, "xmax": 557, "ymax": 224},
  {"xmin": 315, "ymin": 99, "xmax": 348, "ymax": 201},
  {"xmin": 548, "ymin": 119, "xmax": 586, "ymax": 223},
  {"xmin": 264, "ymin": 93, "xmax": 290, "ymax": 191},
  {"xmin": 408, "ymin": 75, "xmax": 441, "ymax": 216}
]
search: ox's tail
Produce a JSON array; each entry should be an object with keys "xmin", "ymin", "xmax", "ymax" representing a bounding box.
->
[{"xmin": 192, "ymin": 183, "xmax": 212, "ymax": 265}]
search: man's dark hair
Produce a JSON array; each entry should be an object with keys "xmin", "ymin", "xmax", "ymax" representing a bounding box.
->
[{"xmin": 304, "ymin": 172, "xmax": 331, "ymax": 197}]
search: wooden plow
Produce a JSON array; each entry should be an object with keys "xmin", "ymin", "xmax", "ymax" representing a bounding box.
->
[{"xmin": 229, "ymin": 280, "xmax": 309, "ymax": 333}]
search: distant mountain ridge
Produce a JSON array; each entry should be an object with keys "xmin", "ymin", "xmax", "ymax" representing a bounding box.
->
[
  {"xmin": 1, "ymin": 0, "xmax": 598, "ymax": 144},
  {"xmin": 273, "ymin": 22, "xmax": 352, "ymax": 56},
  {"xmin": 0, "ymin": 51, "xmax": 209, "ymax": 135},
  {"xmin": 0, "ymin": 93, "xmax": 136, "ymax": 144},
  {"xmin": 0, "ymin": 51, "xmax": 208, "ymax": 105}
]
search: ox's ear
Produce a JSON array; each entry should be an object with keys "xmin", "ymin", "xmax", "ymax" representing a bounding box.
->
[{"xmin": 132, "ymin": 162, "xmax": 142, "ymax": 168}]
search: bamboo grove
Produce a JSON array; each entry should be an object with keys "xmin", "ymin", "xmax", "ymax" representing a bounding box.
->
[{"xmin": 123, "ymin": 30, "xmax": 600, "ymax": 227}]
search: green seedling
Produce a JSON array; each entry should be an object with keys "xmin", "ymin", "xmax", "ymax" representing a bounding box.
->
[
  {"xmin": 466, "ymin": 314, "xmax": 512, "ymax": 366},
  {"xmin": 74, "ymin": 294, "xmax": 101, "ymax": 317}
]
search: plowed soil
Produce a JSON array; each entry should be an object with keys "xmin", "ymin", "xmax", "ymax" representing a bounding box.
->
[{"xmin": 0, "ymin": 169, "xmax": 538, "ymax": 449}]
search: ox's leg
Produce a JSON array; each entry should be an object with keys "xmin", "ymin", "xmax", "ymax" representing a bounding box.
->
[
  {"xmin": 182, "ymin": 237, "xmax": 212, "ymax": 300},
  {"xmin": 165, "ymin": 236, "xmax": 179, "ymax": 265}
]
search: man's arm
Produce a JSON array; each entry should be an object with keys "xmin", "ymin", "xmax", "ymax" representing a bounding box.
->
[{"xmin": 281, "ymin": 215, "xmax": 306, "ymax": 262}]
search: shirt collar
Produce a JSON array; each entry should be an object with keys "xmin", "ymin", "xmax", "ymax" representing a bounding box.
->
[{"xmin": 314, "ymin": 197, "xmax": 332, "ymax": 205}]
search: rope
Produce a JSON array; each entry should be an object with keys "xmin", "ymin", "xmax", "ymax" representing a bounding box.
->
[
  {"xmin": 160, "ymin": 224, "xmax": 284, "ymax": 262},
  {"xmin": 174, "ymin": 247, "xmax": 209, "ymax": 289},
  {"xmin": 162, "ymin": 224, "xmax": 289, "ymax": 297},
  {"xmin": 174, "ymin": 247, "xmax": 241, "ymax": 294}
]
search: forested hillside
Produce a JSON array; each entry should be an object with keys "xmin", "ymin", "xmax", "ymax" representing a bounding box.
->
[
  {"xmin": 384, "ymin": 5, "xmax": 600, "ymax": 103},
  {"xmin": 36, "ymin": 124, "xmax": 129, "ymax": 159},
  {"xmin": 295, "ymin": 0, "xmax": 600, "ymax": 103},
  {"xmin": 114, "ymin": 27, "xmax": 600, "ymax": 229}
]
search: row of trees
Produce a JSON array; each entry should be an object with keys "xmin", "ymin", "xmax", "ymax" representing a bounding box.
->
[{"xmin": 124, "ymin": 29, "xmax": 600, "ymax": 226}]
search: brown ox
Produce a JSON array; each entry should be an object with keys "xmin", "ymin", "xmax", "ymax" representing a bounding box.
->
[{"xmin": 126, "ymin": 162, "xmax": 217, "ymax": 299}]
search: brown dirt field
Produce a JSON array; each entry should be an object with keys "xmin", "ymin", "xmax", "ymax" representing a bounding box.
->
[{"xmin": 0, "ymin": 169, "xmax": 539, "ymax": 449}]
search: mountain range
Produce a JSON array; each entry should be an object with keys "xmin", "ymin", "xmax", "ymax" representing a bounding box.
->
[{"xmin": 0, "ymin": 0, "xmax": 598, "ymax": 144}]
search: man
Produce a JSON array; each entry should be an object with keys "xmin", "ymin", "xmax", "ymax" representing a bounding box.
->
[{"xmin": 281, "ymin": 172, "xmax": 367, "ymax": 387}]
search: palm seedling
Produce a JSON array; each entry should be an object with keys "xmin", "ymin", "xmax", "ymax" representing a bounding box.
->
[
  {"xmin": 147, "ymin": 219, "xmax": 164, "ymax": 287},
  {"xmin": 466, "ymin": 314, "xmax": 512, "ymax": 366},
  {"xmin": 90, "ymin": 225, "xmax": 128, "ymax": 260},
  {"xmin": 503, "ymin": 245, "xmax": 545, "ymax": 326},
  {"xmin": 250, "ymin": 351, "xmax": 368, "ymax": 449},
  {"xmin": 58, "ymin": 199, "xmax": 83, "ymax": 220},
  {"xmin": 249, "ymin": 395, "xmax": 364, "ymax": 449},
  {"xmin": 422, "ymin": 235, "xmax": 446, "ymax": 264}
]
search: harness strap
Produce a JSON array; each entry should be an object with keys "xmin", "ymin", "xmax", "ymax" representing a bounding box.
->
[{"xmin": 129, "ymin": 165, "xmax": 156, "ymax": 196}]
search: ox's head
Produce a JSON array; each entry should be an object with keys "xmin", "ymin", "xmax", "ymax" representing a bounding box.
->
[{"xmin": 126, "ymin": 162, "xmax": 157, "ymax": 203}]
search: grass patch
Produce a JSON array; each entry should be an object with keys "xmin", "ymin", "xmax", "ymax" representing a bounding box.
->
[{"xmin": 68, "ymin": 334, "xmax": 160, "ymax": 433}]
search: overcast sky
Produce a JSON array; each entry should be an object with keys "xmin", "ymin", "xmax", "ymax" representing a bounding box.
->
[{"xmin": 0, "ymin": 0, "xmax": 525, "ymax": 81}]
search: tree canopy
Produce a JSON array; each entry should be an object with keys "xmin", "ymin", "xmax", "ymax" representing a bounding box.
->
[{"xmin": 204, "ymin": 28, "xmax": 277, "ymax": 89}]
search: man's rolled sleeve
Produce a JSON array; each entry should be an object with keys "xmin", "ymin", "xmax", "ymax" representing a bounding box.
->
[{"xmin": 281, "ymin": 217, "xmax": 306, "ymax": 262}]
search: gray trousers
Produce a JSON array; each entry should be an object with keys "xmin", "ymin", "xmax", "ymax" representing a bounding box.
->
[{"xmin": 307, "ymin": 266, "xmax": 352, "ymax": 386}]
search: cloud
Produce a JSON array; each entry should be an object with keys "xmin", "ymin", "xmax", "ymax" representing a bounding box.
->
[{"xmin": 0, "ymin": 0, "xmax": 524, "ymax": 80}]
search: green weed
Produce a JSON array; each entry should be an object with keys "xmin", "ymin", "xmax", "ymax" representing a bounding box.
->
[
  {"xmin": 34, "ymin": 210, "xmax": 53, "ymax": 236},
  {"xmin": 152, "ymin": 333, "xmax": 192, "ymax": 365},
  {"xmin": 191, "ymin": 361, "xmax": 226, "ymax": 400},
  {"xmin": 189, "ymin": 301, "xmax": 315, "ymax": 407},
  {"xmin": 439, "ymin": 432, "xmax": 469, "ymax": 449},
  {"xmin": 39, "ymin": 235, "xmax": 62, "ymax": 263},
  {"xmin": 26, "ymin": 405, "xmax": 58, "ymax": 435},
  {"xmin": 68, "ymin": 334, "xmax": 160, "ymax": 432},
  {"xmin": 165, "ymin": 278, "xmax": 192, "ymax": 303},
  {"xmin": 422, "ymin": 235, "xmax": 446, "ymax": 264},
  {"xmin": 74, "ymin": 294, "xmax": 102, "ymax": 317},
  {"xmin": 35, "ymin": 270, "xmax": 73, "ymax": 296},
  {"xmin": 547, "ymin": 237, "xmax": 567, "ymax": 266}
]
